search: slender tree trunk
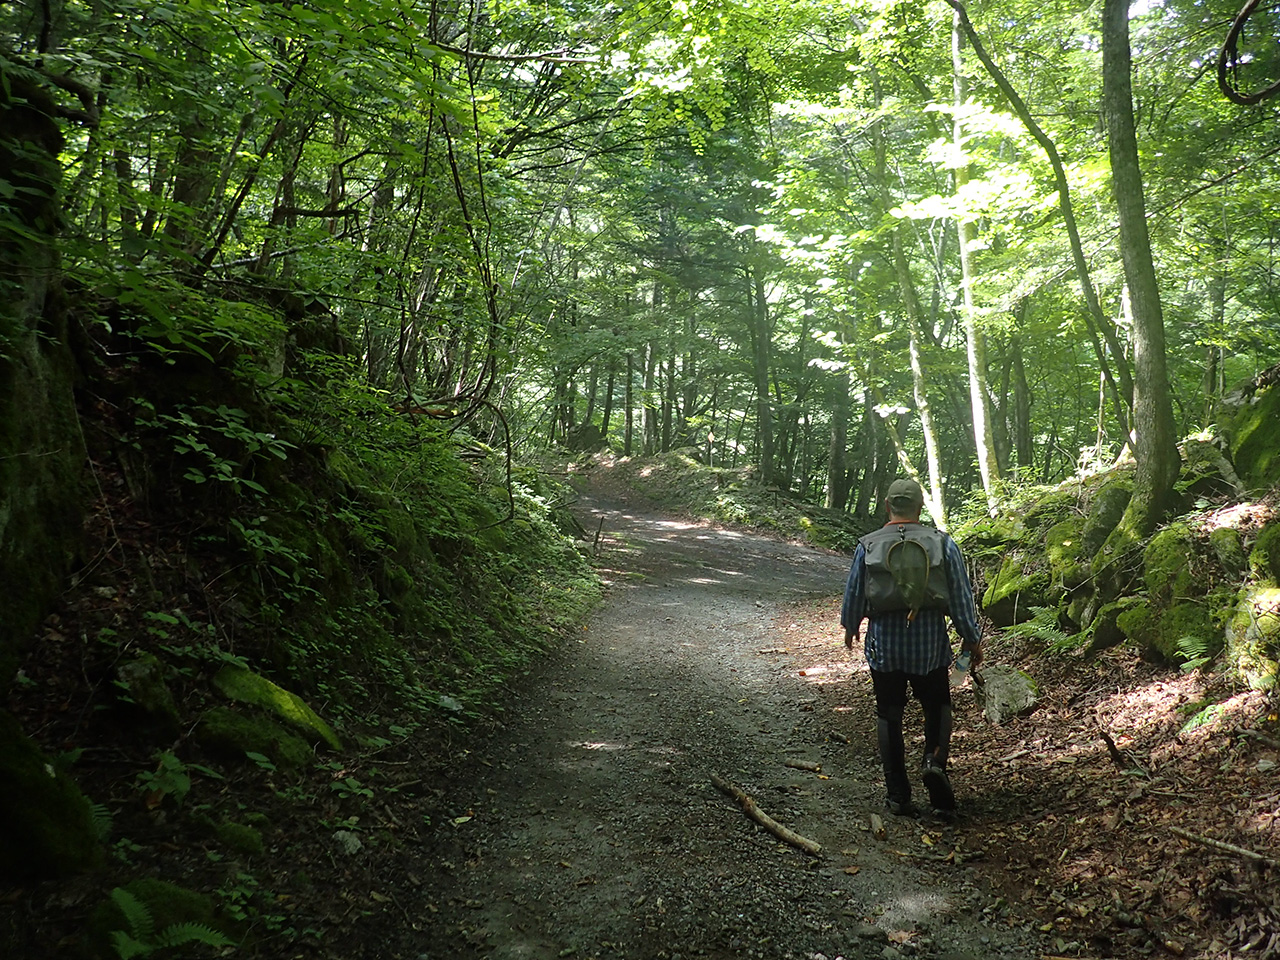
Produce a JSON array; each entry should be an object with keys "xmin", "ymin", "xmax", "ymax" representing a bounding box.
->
[
  {"xmin": 600, "ymin": 365, "xmax": 616, "ymax": 442},
  {"xmin": 826, "ymin": 367, "xmax": 850, "ymax": 510},
  {"xmin": 624, "ymin": 353, "xmax": 634, "ymax": 456},
  {"xmin": 947, "ymin": 0, "xmax": 1134, "ymax": 439},
  {"xmin": 871, "ymin": 72, "xmax": 948, "ymax": 527},
  {"xmin": 748, "ymin": 263, "xmax": 775, "ymax": 485},
  {"xmin": 952, "ymin": 11, "xmax": 1001, "ymax": 513},
  {"xmin": 1102, "ymin": 0, "xmax": 1181, "ymax": 533},
  {"xmin": 1012, "ymin": 334, "xmax": 1034, "ymax": 471},
  {"xmin": 643, "ymin": 341, "xmax": 658, "ymax": 455}
]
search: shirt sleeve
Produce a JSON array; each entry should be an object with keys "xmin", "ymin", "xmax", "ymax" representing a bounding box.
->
[
  {"xmin": 944, "ymin": 536, "xmax": 982, "ymax": 648},
  {"xmin": 840, "ymin": 544, "xmax": 867, "ymax": 634}
]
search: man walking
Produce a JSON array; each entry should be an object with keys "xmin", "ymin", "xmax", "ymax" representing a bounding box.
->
[{"xmin": 840, "ymin": 478, "xmax": 983, "ymax": 818}]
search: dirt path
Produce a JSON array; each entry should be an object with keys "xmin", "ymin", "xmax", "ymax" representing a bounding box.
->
[{"xmin": 416, "ymin": 493, "xmax": 1056, "ymax": 960}]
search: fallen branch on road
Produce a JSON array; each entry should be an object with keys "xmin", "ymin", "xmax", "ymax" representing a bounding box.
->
[
  {"xmin": 1169, "ymin": 825, "xmax": 1277, "ymax": 864},
  {"xmin": 710, "ymin": 773, "xmax": 822, "ymax": 856}
]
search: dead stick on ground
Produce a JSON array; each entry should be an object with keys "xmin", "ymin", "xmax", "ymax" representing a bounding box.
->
[
  {"xmin": 710, "ymin": 773, "xmax": 822, "ymax": 856},
  {"xmin": 1170, "ymin": 825, "xmax": 1276, "ymax": 864},
  {"xmin": 784, "ymin": 759, "xmax": 822, "ymax": 773},
  {"xmin": 1238, "ymin": 727, "xmax": 1280, "ymax": 751}
]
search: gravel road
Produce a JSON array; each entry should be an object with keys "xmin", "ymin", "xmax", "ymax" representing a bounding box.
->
[{"xmin": 416, "ymin": 493, "xmax": 1055, "ymax": 960}]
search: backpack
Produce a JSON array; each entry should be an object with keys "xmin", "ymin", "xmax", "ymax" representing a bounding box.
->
[{"xmin": 859, "ymin": 522, "xmax": 951, "ymax": 621}]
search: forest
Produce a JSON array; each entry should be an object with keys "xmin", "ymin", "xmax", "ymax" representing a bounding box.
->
[{"xmin": 3, "ymin": 0, "xmax": 1280, "ymax": 955}]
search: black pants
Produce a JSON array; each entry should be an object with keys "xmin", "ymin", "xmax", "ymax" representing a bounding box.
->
[{"xmin": 870, "ymin": 666, "xmax": 952, "ymax": 803}]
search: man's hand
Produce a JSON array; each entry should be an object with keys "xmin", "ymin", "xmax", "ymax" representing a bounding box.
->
[
  {"xmin": 844, "ymin": 627, "xmax": 854, "ymax": 650},
  {"xmin": 965, "ymin": 642, "xmax": 983, "ymax": 669}
]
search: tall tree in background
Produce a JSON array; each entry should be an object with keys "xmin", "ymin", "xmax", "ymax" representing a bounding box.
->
[
  {"xmin": 950, "ymin": 9, "xmax": 1001, "ymax": 514},
  {"xmin": 1101, "ymin": 0, "xmax": 1181, "ymax": 533}
]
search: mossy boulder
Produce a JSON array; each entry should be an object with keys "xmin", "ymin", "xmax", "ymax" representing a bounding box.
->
[
  {"xmin": 214, "ymin": 819, "xmax": 265, "ymax": 856},
  {"xmin": 1116, "ymin": 602, "xmax": 1157, "ymax": 647},
  {"xmin": 1154, "ymin": 601, "xmax": 1222, "ymax": 663},
  {"xmin": 1045, "ymin": 517, "xmax": 1089, "ymax": 590},
  {"xmin": 1087, "ymin": 596, "xmax": 1146, "ymax": 655},
  {"xmin": 195, "ymin": 706, "xmax": 314, "ymax": 768},
  {"xmin": 1226, "ymin": 585, "xmax": 1280, "ymax": 689},
  {"xmin": 115, "ymin": 653, "xmax": 181, "ymax": 735},
  {"xmin": 1143, "ymin": 523, "xmax": 1198, "ymax": 604},
  {"xmin": 0, "ymin": 710, "xmax": 103, "ymax": 881},
  {"xmin": 1250, "ymin": 522, "xmax": 1280, "ymax": 583},
  {"xmin": 89, "ymin": 877, "xmax": 237, "ymax": 959},
  {"xmin": 1227, "ymin": 379, "xmax": 1280, "ymax": 492},
  {"xmin": 212, "ymin": 664, "xmax": 342, "ymax": 751},
  {"xmin": 1022, "ymin": 490, "xmax": 1084, "ymax": 534},
  {"xmin": 1210, "ymin": 527, "xmax": 1248, "ymax": 579},
  {"xmin": 981, "ymin": 557, "xmax": 1051, "ymax": 626},
  {"xmin": 1081, "ymin": 480, "xmax": 1133, "ymax": 557}
]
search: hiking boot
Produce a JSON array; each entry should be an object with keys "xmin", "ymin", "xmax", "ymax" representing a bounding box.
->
[
  {"xmin": 921, "ymin": 755, "xmax": 956, "ymax": 812},
  {"xmin": 885, "ymin": 798, "xmax": 919, "ymax": 818}
]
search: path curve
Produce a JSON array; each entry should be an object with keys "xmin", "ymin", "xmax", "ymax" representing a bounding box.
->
[{"xmin": 418, "ymin": 493, "xmax": 1053, "ymax": 960}]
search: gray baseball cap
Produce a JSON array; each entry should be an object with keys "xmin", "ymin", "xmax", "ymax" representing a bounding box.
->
[{"xmin": 886, "ymin": 478, "xmax": 925, "ymax": 507}]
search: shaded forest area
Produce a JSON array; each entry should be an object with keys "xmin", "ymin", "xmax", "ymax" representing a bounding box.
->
[{"xmin": 3, "ymin": 0, "xmax": 1280, "ymax": 956}]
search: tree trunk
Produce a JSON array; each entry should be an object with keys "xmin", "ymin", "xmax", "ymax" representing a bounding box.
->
[
  {"xmin": 952, "ymin": 10, "xmax": 1001, "ymax": 513},
  {"xmin": 624, "ymin": 353, "xmax": 634, "ymax": 456},
  {"xmin": 871, "ymin": 71, "xmax": 948, "ymax": 528},
  {"xmin": 748, "ymin": 263, "xmax": 775, "ymax": 485},
  {"xmin": 1102, "ymin": 0, "xmax": 1182, "ymax": 534},
  {"xmin": 947, "ymin": 0, "xmax": 1135, "ymax": 439},
  {"xmin": 826, "ymin": 366, "xmax": 850, "ymax": 510}
]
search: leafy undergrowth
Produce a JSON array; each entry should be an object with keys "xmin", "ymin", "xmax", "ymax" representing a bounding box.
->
[
  {"xmin": 779, "ymin": 595, "xmax": 1280, "ymax": 960},
  {"xmin": 561, "ymin": 450, "xmax": 875, "ymax": 552}
]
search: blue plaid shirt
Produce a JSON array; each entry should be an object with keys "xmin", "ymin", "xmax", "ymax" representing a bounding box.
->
[{"xmin": 840, "ymin": 525, "xmax": 982, "ymax": 674}]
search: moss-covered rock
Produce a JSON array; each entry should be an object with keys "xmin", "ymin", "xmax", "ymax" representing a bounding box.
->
[
  {"xmin": 1227, "ymin": 380, "xmax": 1280, "ymax": 492},
  {"xmin": 981, "ymin": 558, "xmax": 1051, "ymax": 626},
  {"xmin": 212, "ymin": 664, "xmax": 342, "ymax": 751},
  {"xmin": 1154, "ymin": 601, "xmax": 1222, "ymax": 663},
  {"xmin": 1250, "ymin": 522, "xmax": 1280, "ymax": 583},
  {"xmin": 214, "ymin": 819, "xmax": 265, "ymax": 855},
  {"xmin": 1087, "ymin": 596, "xmax": 1146, "ymax": 655},
  {"xmin": 0, "ymin": 710, "xmax": 103, "ymax": 881},
  {"xmin": 115, "ymin": 653, "xmax": 181, "ymax": 735},
  {"xmin": 195, "ymin": 706, "xmax": 314, "ymax": 768},
  {"xmin": 1226, "ymin": 585, "xmax": 1280, "ymax": 689},
  {"xmin": 1116, "ymin": 602, "xmax": 1157, "ymax": 647},
  {"xmin": 1045, "ymin": 518, "xmax": 1089, "ymax": 590},
  {"xmin": 1143, "ymin": 522, "xmax": 1199, "ymax": 604},
  {"xmin": 1210, "ymin": 527, "xmax": 1248, "ymax": 579},
  {"xmin": 1081, "ymin": 480, "xmax": 1133, "ymax": 557}
]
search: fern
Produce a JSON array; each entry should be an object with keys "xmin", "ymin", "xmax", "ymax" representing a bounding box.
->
[
  {"xmin": 90, "ymin": 802, "xmax": 114, "ymax": 841},
  {"xmin": 1001, "ymin": 605, "xmax": 1075, "ymax": 651},
  {"xmin": 111, "ymin": 889, "xmax": 155, "ymax": 947},
  {"xmin": 1179, "ymin": 702, "xmax": 1225, "ymax": 733},
  {"xmin": 155, "ymin": 922, "xmax": 235, "ymax": 950},
  {"xmin": 1175, "ymin": 633, "xmax": 1214, "ymax": 673},
  {"xmin": 107, "ymin": 887, "xmax": 234, "ymax": 958}
]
